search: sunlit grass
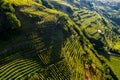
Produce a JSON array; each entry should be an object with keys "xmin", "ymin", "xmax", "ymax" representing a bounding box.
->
[
  {"xmin": 107, "ymin": 57, "xmax": 120, "ymax": 79},
  {"xmin": 5, "ymin": 0, "xmax": 41, "ymax": 6},
  {"xmin": 113, "ymin": 42, "xmax": 120, "ymax": 51},
  {"xmin": 50, "ymin": 0, "xmax": 73, "ymax": 8},
  {"xmin": 20, "ymin": 8, "xmax": 49, "ymax": 17}
]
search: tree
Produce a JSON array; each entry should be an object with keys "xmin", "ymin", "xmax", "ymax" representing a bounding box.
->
[
  {"xmin": 0, "ymin": 0, "xmax": 21, "ymax": 40},
  {"xmin": 4, "ymin": 12, "xmax": 21, "ymax": 30}
]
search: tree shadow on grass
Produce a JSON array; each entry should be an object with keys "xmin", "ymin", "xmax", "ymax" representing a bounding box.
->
[{"xmin": 82, "ymin": 30, "xmax": 110, "ymax": 60}]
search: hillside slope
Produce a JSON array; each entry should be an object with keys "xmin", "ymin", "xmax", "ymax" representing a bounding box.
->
[{"xmin": 0, "ymin": 0, "xmax": 120, "ymax": 80}]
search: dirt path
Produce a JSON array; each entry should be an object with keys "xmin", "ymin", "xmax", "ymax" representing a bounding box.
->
[{"xmin": 84, "ymin": 64, "xmax": 92, "ymax": 80}]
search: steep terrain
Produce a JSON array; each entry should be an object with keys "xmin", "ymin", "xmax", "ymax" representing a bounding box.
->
[{"xmin": 0, "ymin": 0, "xmax": 120, "ymax": 80}]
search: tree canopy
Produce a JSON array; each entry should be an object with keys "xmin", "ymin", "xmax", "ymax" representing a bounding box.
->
[{"xmin": 0, "ymin": 0, "xmax": 21, "ymax": 40}]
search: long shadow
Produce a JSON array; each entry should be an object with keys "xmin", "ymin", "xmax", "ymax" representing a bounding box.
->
[
  {"xmin": 13, "ymin": 7, "xmax": 73, "ymax": 79},
  {"xmin": 23, "ymin": 14, "xmax": 73, "ymax": 79},
  {"xmin": 34, "ymin": 17, "xmax": 72, "ymax": 66},
  {"xmin": 82, "ymin": 30, "xmax": 110, "ymax": 60},
  {"xmin": 15, "ymin": 6, "xmax": 72, "ymax": 65}
]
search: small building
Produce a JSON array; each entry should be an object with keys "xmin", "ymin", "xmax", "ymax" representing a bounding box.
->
[{"xmin": 98, "ymin": 30, "xmax": 102, "ymax": 33}]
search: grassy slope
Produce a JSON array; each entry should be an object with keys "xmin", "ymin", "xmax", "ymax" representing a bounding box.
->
[
  {"xmin": 107, "ymin": 57, "xmax": 120, "ymax": 79},
  {"xmin": 52, "ymin": 0, "xmax": 120, "ymax": 79},
  {"xmin": 1, "ymin": 0, "xmax": 78, "ymax": 79},
  {"xmin": 0, "ymin": 0, "xmax": 120, "ymax": 80},
  {"xmin": 74, "ymin": 8, "xmax": 120, "ymax": 80},
  {"xmin": 71, "ymin": 2, "xmax": 120, "ymax": 79}
]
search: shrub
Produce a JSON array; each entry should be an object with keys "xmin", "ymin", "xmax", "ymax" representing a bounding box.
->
[
  {"xmin": 5, "ymin": 12, "xmax": 21, "ymax": 30},
  {"xmin": 0, "ymin": 0, "xmax": 15, "ymax": 13},
  {"xmin": 0, "ymin": 0, "xmax": 21, "ymax": 40}
]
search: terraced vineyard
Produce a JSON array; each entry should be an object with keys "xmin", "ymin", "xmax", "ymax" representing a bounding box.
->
[{"xmin": 0, "ymin": 59, "xmax": 41, "ymax": 79}]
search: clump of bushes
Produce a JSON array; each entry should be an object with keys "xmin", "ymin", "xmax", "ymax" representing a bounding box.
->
[
  {"xmin": 0, "ymin": 0, "xmax": 21, "ymax": 40},
  {"xmin": 103, "ymin": 64, "xmax": 118, "ymax": 80},
  {"xmin": 41, "ymin": 0, "xmax": 54, "ymax": 9}
]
